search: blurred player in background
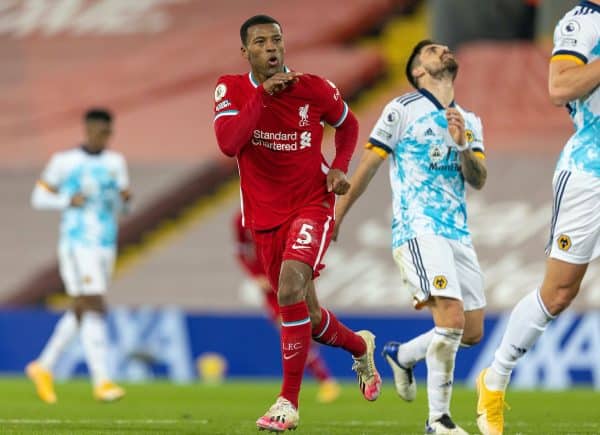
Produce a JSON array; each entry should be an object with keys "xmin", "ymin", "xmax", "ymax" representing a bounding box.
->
[
  {"xmin": 214, "ymin": 14, "xmax": 381, "ymax": 432},
  {"xmin": 476, "ymin": 2, "xmax": 600, "ymax": 434},
  {"xmin": 26, "ymin": 108, "xmax": 130, "ymax": 404},
  {"xmin": 233, "ymin": 212, "xmax": 341, "ymax": 404},
  {"xmin": 335, "ymin": 40, "xmax": 488, "ymax": 434}
]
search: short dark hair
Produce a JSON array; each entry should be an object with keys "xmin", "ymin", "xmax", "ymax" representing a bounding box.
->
[
  {"xmin": 405, "ymin": 39, "xmax": 435, "ymax": 89},
  {"xmin": 84, "ymin": 108, "xmax": 112, "ymax": 123},
  {"xmin": 240, "ymin": 15, "xmax": 281, "ymax": 46}
]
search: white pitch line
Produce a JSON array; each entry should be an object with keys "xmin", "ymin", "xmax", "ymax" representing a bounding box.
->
[{"xmin": 0, "ymin": 419, "xmax": 208, "ymax": 425}]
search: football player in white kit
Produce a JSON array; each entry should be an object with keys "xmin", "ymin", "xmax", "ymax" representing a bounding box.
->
[
  {"xmin": 476, "ymin": 2, "xmax": 600, "ymax": 434},
  {"xmin": 335, "ymin": 40, "xmax": 488, "ymax": 434},
  {"xmin": 26, "ymin": 109, "xmax": 130, "ymax": 403}
]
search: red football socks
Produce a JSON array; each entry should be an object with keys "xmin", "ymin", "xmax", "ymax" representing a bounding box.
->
[
  {"xmin": 312, "ymin": 307, "xmax": 366, "ymax": 358},
  {"xmin": 279, "ymin": 301, "xmax": 311, "ymax": 408},
  {"xmin": 305, "ymin": 347, "xmax": 332, "ymax": 382}
]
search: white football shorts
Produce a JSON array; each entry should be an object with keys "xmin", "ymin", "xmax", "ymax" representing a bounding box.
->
[
  {"xmin": 58, "ymin": 244, "xmax": 116, "ymax": 296},
  {"xmin": 393, "ymin": 234, "xmax": 485, "ymax": 311},
  {"xmin": 546, "ymin": 170, "xmax": 600, "ymax": 264}
]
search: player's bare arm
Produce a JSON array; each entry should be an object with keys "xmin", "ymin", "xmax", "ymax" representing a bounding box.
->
[
  {"xmin": 548, "ymin": 58, "xmax": 600, "ymax": 106},
  {"xmin": 447, "ymin": 108, "xmax": 487, "ymax": 190},
  {"xmin": 333, "ymin": 149, "xmax": 385, "ymax": 240},
  {"xmin": 460, "ymin": 150, "xmax": 487, "ymax": 190}
]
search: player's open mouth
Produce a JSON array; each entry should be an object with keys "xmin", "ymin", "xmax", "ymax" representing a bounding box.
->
[{"xmin": 268, "ymin": 57, "xmax": 279, "ymax": 67}]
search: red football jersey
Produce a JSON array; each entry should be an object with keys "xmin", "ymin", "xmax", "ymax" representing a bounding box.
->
[{"xmin": 214, "ymin": 71, "xmax": 349, "ymax": 230}]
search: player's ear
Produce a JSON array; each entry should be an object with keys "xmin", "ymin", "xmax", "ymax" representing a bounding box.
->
[
  {"xmin": 241, "ymin": 45, "xmax": 249, "ymax": 60},
  {"xmin": 412, "ymin": 65, "xmax": 425, "ymax": 83}
]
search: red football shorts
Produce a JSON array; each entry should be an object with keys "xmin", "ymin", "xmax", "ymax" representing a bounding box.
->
[{"xmin": 253, "ymin": 205, "xmax": 334, "ymax": 293}]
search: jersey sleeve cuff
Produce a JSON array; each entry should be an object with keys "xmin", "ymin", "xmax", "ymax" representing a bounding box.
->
[
  {"xmin": 366, "ymin": 138, "xmax": 393, "ymax": 155},
  {"xmin": 551, "ymin": 50, "xmax": 587, "ymax": 65},
  {"xmin": 330, "ymin": 102, "xmax": 349, "ymax": 128}
]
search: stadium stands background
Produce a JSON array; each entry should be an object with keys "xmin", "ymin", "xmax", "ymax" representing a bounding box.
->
[{"xmin": 1, "ymin": 0, "xmax": 598, "ymax": 389}]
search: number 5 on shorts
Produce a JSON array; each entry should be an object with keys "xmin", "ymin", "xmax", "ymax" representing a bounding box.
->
[{"xmin": 296, "ymin": 224, "xmax": 314, "ymax": 245}]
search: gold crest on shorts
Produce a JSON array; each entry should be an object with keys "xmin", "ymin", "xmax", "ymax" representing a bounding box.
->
[
  {"xmin": 557, "ymin": 234, "xmax": 571, "ymax": 251},
  {"xmin": 433, "ymin": 275, "xmax": 448, "ymax": 289}
]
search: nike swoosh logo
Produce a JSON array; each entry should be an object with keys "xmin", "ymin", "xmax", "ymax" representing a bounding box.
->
[
  {"xmin": 291, "ymin": 244, "xmax": 310, "ymax": 250},
  {"xmin": 283, "ymin": 352, "xmax": 299, "ymax": 360}
]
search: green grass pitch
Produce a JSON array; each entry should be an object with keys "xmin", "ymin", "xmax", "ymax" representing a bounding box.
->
[{"xmin": 0, "ymin": 378, "xmax": 598, "ymax": 434}]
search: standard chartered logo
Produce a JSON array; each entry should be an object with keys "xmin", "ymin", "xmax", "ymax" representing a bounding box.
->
[
  {"xmin": 250, "ymin": 129, "xmax": 311, "ymax": 152},
  {"xmin": 300, "ymin": 131, "xmax": 312, "ymax": 149}
]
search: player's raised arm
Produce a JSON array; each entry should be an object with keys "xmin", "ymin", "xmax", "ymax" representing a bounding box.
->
[
  {"xmin": 446, "ymin": 108, "xmax": 487, "ymax": 190},
  {"xmin": 213, "ymin": 79, "xmax": 266, "ymax": 157},
  {"xmin": 548, "ymin": 15, "xmax": 600, "ymax": 106}
]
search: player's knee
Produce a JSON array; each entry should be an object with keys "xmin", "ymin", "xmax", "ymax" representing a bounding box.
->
[
  {"xmin": 546, "ymin": 286, "xmax": 578, "ymax": 315},
  {"xmin": 277, "ymin": 283, "xmax": 305, "ymax": 306},
  {"xmin": 461, "ymin": 331, "xmax": 483, "ymax": 347},
  {"xmin": 542, "ymin": 283, "xmax": 579, "ymax": 316}
]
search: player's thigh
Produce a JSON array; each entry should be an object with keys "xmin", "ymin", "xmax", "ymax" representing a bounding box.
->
[
  {"xmin": 392, "ymin": 235, "xmax": 461, "ymax": 310},
  {"xmin": 546, "ymin": 170, "xmax": 600, "ymax": 265},
  {"xmin": 58, "ymin": 244, "xmax": 80, "ymax": 297},
  {"xmin": 59, "ymin": 245, "xmax": 113, "ymax": 297},
  {"xmin": 253, "ymin": 229, "xmax": 285, "ymax": 293},
  {"xmin": 451, "ymin": 241, "xmax": 486, "ymax": 312},
  {"xmin": 282, "ymin": 207, "xmax": 334, "ymax": 280}
]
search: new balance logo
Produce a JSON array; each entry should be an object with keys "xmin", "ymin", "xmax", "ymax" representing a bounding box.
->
[{"xmin": 425, "ymin": 128, "xmax": 435, "ymax": 136}]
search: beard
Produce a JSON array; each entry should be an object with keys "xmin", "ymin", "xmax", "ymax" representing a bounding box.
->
[{"xmin": 426, "ymin": 57, "xmax": 459, "ymax": 81}]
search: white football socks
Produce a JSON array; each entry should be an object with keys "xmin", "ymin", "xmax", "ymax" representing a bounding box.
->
[
  {"xmin": 486, "ymin": 289, "xmax": 554, "ymax": 391},
  {"xmin": 38, "ymin": 311, "xmax": 78, "ymax": 371},
  {"xmin": 397, "ymin": 328, "xmax": 435, "ymax": 367},
  {"xmin": 80, "ymin": 311, "xmax": 110, "ymax": 386},
  {"xmin": 426, "ymin": 327, "xmax": 463, "ymax": 422}
]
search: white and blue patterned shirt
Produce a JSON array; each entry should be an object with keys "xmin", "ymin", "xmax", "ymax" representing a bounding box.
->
[
  {"xmin": 552, "ymin": 0, "xmax": 600, "ymax": 177},
  {"xmin": 368, "ymin": 89, "xmax": 485, "ymax": 249},
  {"xmin": 40, "ymin": 147, "xmax": 129, "ymax": 248}
]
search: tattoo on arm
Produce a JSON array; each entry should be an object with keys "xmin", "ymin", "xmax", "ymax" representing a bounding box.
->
[{"xmin": 460, "ymin": 150, "xmax": 487, "ymax": 190}]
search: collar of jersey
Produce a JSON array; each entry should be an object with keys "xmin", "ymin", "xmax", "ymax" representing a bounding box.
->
[
  {"xmin": 579, "ymin": 0, "xmax": 600, "ymax": 12},
  {"xmin": 418, "ymin": 88, "xmax": 455, "ymax": 110},
  {"xmin": 80, "ymin": 145, "xmax": 104, "ymax": 155},
  {"xmin": 248, "ymin": 65, "xmax": 291, "ymax": 88}
]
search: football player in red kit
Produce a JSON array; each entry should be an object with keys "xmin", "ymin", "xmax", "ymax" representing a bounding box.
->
[
  {"xmin": 233, "ymin": 212, "xmax": 341, "ymax": 404},
  {"xmin": 214, "ymin": 14, "xmax": 381, "ymax": 432}
]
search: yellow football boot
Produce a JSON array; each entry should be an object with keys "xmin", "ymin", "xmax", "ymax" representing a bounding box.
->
[
  {"xmin": 94, "ymin": 381, "xmax": 125, "ymax": 402},
  {"xmin": 25, "ymin": 361, "xmax": 57, "ymax": 404},
  {"xmin": 316, "ymin": 379, "xmax": 341, "ymax": 403},
  {"xmin": 476, "ymin": 368, "xmax": 506, "ymax": 435}
]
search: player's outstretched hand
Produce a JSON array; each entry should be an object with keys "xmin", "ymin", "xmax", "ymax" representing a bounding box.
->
[
  {"xmin": 263, "ymin": 72, "xmax": 302, "ymax": 95},
  {"xmin": 327, "ymin": 169, "xmax": 350, "ymax": 195},
  {"xmin": 70, "ymin": 193, "xmax": 85, "ymax": 207},
  {"xmin": 446, "ymin": 108, "xmax": 466, "ymax": 148}
]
